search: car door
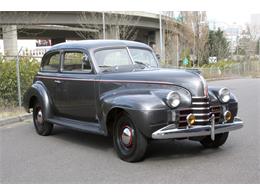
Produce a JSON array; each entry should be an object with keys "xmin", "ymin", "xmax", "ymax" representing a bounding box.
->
[
  {"xmin": 39, "ymin": 51, "xmax": 61, "ymax": 115},
  {"xmin": 54, "ymin": 49, "xmax": 98, "ymax": 122}
]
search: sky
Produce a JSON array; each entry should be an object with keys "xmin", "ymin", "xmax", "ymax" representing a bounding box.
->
[{"xmin": 207, "ymin": 11, "xmax": 252, "ymax": 26}]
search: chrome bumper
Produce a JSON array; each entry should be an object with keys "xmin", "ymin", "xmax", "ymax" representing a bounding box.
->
[{"xmin": 152, "ymin": 117, "xmax": 243, "ymax": 140}]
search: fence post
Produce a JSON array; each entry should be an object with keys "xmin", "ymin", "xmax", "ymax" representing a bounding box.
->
[{"xmin": 16, "ymin": 47, "xmax": 23, "ymax": 109}]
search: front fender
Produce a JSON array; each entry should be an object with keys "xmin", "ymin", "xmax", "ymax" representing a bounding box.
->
[
  {"xmin": 101, "ymin": 93, "xmax": 170, "ymax": 138},
  {"xmin": 99, "ymin": 88, "xmax": 189, "ymax": 138},
  {"xmin": 23, "ymin": 81, "xmax": 53, "ymax": 119},
  {"xmin": 208, "ymin": 86, "xmax": 238, "ymax": 117}
]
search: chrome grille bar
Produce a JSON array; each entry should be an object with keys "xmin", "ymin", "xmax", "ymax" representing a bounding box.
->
[
  {"xmin": 177, "ymin": 96, "xmax": 222, "ymax": 128},
  {"xmin": 192, "ymin": 102, "xmax": 209, "ymax": 105}
]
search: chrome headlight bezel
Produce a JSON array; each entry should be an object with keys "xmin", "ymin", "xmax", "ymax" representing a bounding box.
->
[
  {"xmin": 166, "ymin": 91, "xmax": 181, "ymax": 108},
  {"xmin": 218, "ymin": 87, "xmax": 230, "ymax": 103}
]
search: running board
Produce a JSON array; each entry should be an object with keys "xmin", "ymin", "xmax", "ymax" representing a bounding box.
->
[{"xmin": 47, "ymin": 116, "xmax": 104, "ymax": 135}]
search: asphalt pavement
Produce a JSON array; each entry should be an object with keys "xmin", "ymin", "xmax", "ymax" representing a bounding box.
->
[{"xmin": 0, "ymin": 78, "xmax": 259, "ymax": 183}]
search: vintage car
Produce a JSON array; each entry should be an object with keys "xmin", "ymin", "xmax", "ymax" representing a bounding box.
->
[{"xmin": 24, "ymin": 40, "xmax": 244, "ymax": 162}]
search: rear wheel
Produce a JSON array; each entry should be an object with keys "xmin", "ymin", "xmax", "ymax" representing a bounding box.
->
[
  {"xmin": 200, "ymin": 132, "xmax": 229, "ymax": 148},
  {"xmin": 113, "ymin": 113, "xmax": 147, "ymax": 162},
  {"xmin": 33, "ymin": 101, "xmax": 53, "ymax": 136}
]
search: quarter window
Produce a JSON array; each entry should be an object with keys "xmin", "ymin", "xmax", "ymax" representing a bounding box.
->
[
  {"xmin": 63, "ymin": 51, "xmax": 91, "ymax": 72},
  {"xmin": 42, "ymin": 52, "xmax": 60, "ymax": 72}
]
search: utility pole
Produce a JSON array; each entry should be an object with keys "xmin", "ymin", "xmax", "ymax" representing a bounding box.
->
[
  {"xmin": 159, "ymin": 13, "xmax": 163, "ymax": 61},
  {"xmin": 191, "ymin": 22, "xmax": 196, "ymax": 67},
  {"xmin": 16, "ymin": 47, "xmax": 23, "ymax": 109},
  {"xmin": 176, "ymin": 35, "xmax": 179, "ymax": 67},
  {"xmin": 102, "ymin": 12, "xmax": 106, "ymax": 39}
]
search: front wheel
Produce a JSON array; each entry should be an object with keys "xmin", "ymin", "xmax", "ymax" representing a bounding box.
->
[
  {"xmin": 200, "ymin": 132, "xmax": 229, "ymax": 148},
  {"xmin": 33, "ymin": 101, "xmax": 53, "ymax": 136},
  {"xmin": 113, "ymin": 113, "xmax": 147, "ymax": 162}
]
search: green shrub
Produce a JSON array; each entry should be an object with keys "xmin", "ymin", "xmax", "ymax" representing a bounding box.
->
[{"xmin": 0, "ymin": 57, "xmax": 40, "ymax": 107}]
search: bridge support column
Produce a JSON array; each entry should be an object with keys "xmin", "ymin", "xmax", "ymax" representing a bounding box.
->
[
  {"xmin": 51, "ymin": 37, "xmax": 66, "ymax": 45},
  {"xmin": 2, "ymin": 25, "xmax": 18, "ymax": 57},
  {"xmin": 106, "ymin": 25, "xmax": 120, "ymax": 39}
]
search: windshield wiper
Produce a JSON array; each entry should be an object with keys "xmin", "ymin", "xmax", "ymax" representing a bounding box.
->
[
  {"xmin": 99, "ymin": 65, "xmax": 113, "ymax": 68},
  {"xmin": 99, "ymin": 65, "xmax": 119, "ymax": 73},
  {"xmin": 134, "ymin": 61, "xmax": 151, "ymax": 69}
]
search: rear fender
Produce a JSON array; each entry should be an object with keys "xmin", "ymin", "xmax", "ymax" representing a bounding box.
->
[{"xmin": 23, "ymin": 81, "xmax": 53, "ymax": 119}]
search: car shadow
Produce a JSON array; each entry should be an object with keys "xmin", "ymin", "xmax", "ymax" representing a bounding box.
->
[
  {"xmin": 50, "ymin": 125, "xmax": 224, "ymax": 161},
  {"xmin": 51, "ymin": 125, "xmax": 113, "ymax": 150},
  {"xmin": 145, "ymin": 139, "xmax": 224, "ymax": 161}
]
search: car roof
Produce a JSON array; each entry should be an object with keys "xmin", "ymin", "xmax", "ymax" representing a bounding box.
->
[{"xmin": 48, "ymin": 40, "xmax": 152, "ymax": 52}]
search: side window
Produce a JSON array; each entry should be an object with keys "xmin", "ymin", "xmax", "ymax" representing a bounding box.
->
[
  {"xmin": 42, "ymin": 52, "xmax": 60, "ymax": 72},
  {"xmin": 63, "ymin": 51, "xmax": 91, "ymax": 73}
]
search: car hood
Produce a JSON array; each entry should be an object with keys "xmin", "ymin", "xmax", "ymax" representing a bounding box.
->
[{"xmin": 100, "ymin": 68, "xmax": 206, "ymax": 96}]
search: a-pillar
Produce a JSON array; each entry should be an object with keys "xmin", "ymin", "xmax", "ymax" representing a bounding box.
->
[{"xmin": 2, "ymin": 25, "xmax": 18, "ymax": 57}]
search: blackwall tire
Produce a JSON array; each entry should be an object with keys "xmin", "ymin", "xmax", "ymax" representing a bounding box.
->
[
  {"xmin": 113, "ymin": 113, "xmax": 147, "ymax": 162},
  {"xmin": 33, "ymin": 101, "xmax": 53, "ymax": 136},
  {"xmin": 200, "ymin": 132, "xmax": 229, "ymax": 148}
]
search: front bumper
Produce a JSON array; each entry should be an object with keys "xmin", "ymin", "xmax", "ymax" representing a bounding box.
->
[{"xmin": 152, "ymin": 117, "xmax": 243, "ymax": 140}]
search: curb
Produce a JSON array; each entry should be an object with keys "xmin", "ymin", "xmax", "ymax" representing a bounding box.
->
[
  {"xmin": 206, "ymin": 77, "xmax": 242, "ymax": 81},
  {"xmin": 206, "ymin": 76, "xmax": 258, "ymax": 81},
  {"xmin": 0, "ymin": 113, "xmax": 32, "ymax": 127}
]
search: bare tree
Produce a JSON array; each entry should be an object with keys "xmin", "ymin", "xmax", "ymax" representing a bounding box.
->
[
  {"xmin": 77, "ymin": 11, "xmax": 140, "ymax": 40},
  {"xmin": 180, "ymin": 11, "xmax": 209, "ymax": 66},
  {"xmin": 77, "ymin": 12, "xmax": 102, "ymax": 39},
  {"xmin": 163, "ymin": 11, "xmax": 178, "ymax": 65},
  {"xmin": 109, "ymin": 12, "xmax": 140, "ymax": 40},
  {"xmin": 237, "ymin": 24, "xmax": 259, "ymax": 66}
]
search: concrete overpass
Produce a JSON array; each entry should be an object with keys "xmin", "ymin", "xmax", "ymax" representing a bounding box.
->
[{"xmin": 0, "ymin": 11, "xmax": 185, "ymax": 65}]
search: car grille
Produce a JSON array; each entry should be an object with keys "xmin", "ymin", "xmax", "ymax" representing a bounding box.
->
[{"xmin": 177, "ymin": 96, "xmax": 221, "ymax": 128}]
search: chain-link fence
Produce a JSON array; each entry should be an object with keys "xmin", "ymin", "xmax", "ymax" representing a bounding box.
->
[
  {"xmin": 163, "ymin": 61, "xmax": 260, "ymax": 79},
  {"xmin": 1, "ymin": 54, "xmax": 260, "ymax": 119},
  {"xmin": 199, "ymin": 62, "xmax": 260, "ymax": 79},
  {"xmin": 0, "ymin": 55, "xmax": 41, "ymax": 119}
]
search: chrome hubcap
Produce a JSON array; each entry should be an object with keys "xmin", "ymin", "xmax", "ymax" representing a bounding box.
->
[
  {"xmin": 121, "ymin": 126, "xmax": 133, "ymax": 147},
  {"xmin": 36, "ymin": 109, "xmax": 43, "ymax": 124}
]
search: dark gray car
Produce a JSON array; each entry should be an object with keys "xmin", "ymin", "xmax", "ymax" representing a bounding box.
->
[{"xmin": 24, "ymin": 40, "xmax": 243, "ymax": 162}]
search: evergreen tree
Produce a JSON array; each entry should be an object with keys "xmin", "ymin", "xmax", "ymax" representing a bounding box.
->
[{"xmin": 208, "ymin": 28, "xmax": 230, "ymax": 60}]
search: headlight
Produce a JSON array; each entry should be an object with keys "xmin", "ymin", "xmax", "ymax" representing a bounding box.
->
[
  {"xmin": 166, "ymin": 91, "xmax": 181, "ymax": 108},
  {"xmin": 218, "ymin": 88, "xmax": 230, "ymax": 103}
]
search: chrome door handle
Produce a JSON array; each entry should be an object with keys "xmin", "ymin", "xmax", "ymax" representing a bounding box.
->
[{"xmin": 54, "ymin": 80, "xmax": 62, "ymax": 84}]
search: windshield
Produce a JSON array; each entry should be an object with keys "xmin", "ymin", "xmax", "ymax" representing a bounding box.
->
[
  {"xmin": 94, "ymin": 47, "xmax": 158, "ymax": 72},
  {"xmin": 129, "ymin": 48, "xmax": 158, "ymax": 68}
]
